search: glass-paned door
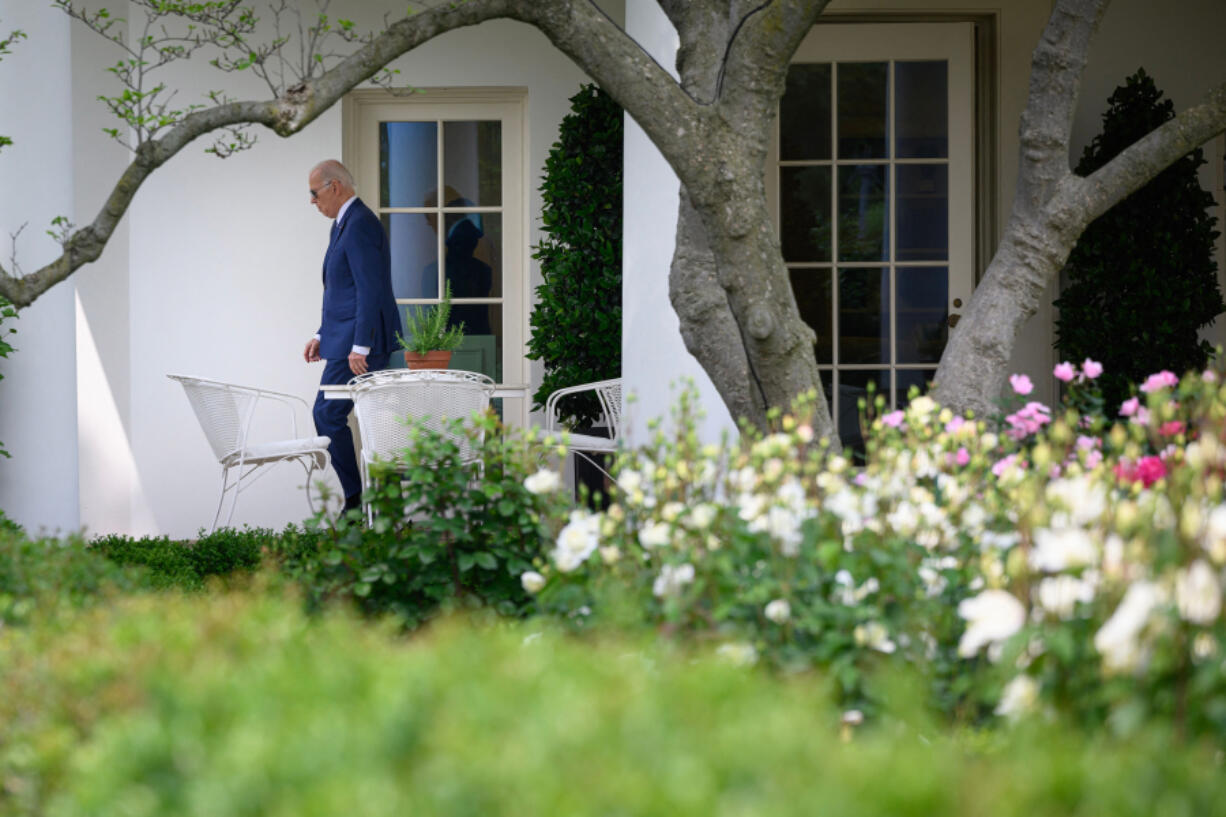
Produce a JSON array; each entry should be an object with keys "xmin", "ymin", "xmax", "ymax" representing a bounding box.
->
[
  {"xmin": 769, "ymin": 23, "xmax": 973, "ymax": 449},
  {"xmin": 350, "ymin": 91, "xmax": 526, "ymax": 424}
]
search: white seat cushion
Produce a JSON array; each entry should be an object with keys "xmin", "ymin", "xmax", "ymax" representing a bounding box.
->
[
  {"xmin": 224, "ymin": 436, "xmax": 331, "ymax": 467},
  {"xmin": 565, "ymin": 432, "xmax": 617, "ymax": 453}
]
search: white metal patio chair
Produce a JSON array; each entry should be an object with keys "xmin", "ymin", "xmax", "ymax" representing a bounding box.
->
[
  {"xmin": 543, "ymin": 378, "xmax": 623, "ymax": 482},
  {"xmin": 349, "ymin": 369, "xmax": 495, "ymax": 520},
  {"xmin": 168, "ymin": 374, "xmax": 331, "ymax": 530}
]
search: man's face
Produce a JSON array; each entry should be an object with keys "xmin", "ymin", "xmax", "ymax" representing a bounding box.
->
[{"xmin": 309, "ymin": 171, "xmax": 344, "ymax": 219}]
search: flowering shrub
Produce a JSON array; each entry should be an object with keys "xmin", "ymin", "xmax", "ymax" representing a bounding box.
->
[{"xmin": 522, "ymin": 361, "xmax": 1226, "ymax": 739}]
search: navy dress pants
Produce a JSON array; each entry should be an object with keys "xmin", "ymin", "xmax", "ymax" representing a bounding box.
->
[{"xmin": 313, "ymin": 353, "xmax": 391, "ymax": 501}]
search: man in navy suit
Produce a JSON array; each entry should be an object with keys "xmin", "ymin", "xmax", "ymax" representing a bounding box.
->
[{"xmin": 303, "ymin": 160, "xmax": 403, "ymax": 513}]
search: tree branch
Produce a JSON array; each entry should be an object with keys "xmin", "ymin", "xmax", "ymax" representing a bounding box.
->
[
  {"xmin": 1013, "ymin": 0, "xmax": 1111, "ymax": 215},
  {"xmin": 0, "ymin": 0, "xmax": 712, "ymax": 309},
  {"xmin": 1067, "ymin": 80, "xmax": 1226, "ymax": 227}
]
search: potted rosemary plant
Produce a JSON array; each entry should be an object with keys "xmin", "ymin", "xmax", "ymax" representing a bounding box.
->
[{"xmin": 397, "ymin": 283, "xmax": 466, "ymax": 370}]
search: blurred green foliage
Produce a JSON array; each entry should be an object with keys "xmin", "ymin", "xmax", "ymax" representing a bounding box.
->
[{"xmin": 2, "ymin": 590, "xmax": 1224, "ymax": 817}]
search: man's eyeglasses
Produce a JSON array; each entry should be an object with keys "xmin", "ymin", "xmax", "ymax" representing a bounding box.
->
[{"xmin": 310, "ymin": 179, "xmax": 334, "ymax": 200}]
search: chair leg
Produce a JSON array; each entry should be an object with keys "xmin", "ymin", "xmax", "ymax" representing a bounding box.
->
[{"xmin": 212, "ymin": 466, "xmax": 233, "ymax": 532}]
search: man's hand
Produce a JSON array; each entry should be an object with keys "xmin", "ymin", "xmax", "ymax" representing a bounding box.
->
[
  {"xmin": 304, "ymin": 338, "xmax": 321, "ymax": 363},
  {"xmin": 348, "ymin": 351, "xmax": 368, "ymax": 376}
]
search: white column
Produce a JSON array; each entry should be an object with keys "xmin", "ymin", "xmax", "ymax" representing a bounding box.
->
[
  {"xmin": 0, "ymin": 1, "xmax": 80, "ymax": 533},
  {"xmin": 621, "ymin": 0, "xmax": 735, "ymax": 445}
]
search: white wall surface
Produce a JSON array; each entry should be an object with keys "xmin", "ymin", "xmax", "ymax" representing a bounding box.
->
[
  {"xmin": 0, "ymin": 2, "xmax": 80, "ymax": 534},
  {"xmin": 621, "ymin": 0, "xmax": 736, "ymax": 446},
  {"xmin": 24, "ymin": 1, "xmax": 599, "ymax": 537}
]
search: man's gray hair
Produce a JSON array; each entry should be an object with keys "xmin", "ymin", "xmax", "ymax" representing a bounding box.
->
[{"xmin": 311, "ymin": 159, "xmax": 356, "ymax": 191}]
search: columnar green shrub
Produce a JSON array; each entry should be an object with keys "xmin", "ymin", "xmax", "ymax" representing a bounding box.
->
[
  {"xmin": 1055, "ymin": 68, "xmax": 1224, "ymax": 409},
  {"xmin": 528, "ymin": 84, "xmax": 622, "ymax": 428}
]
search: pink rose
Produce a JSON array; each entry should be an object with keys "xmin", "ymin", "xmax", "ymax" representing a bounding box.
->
[
  {"xmin": 1053, "ymin": 362, "xmax": 1076, "ymax": 382},
  {"xmin": 1159, "ymin": 420, "xmax": 1185, "ymax": 437},
  {"xmin": 1114, "ymin": 455, "xmax": 1167, "ymax": 488},
  {"xmin": 1119, "ymin": 397, "xmax": 1139, "ymax": 417},
  {"xmin": 1081, "ymin": 359, "xmax": 1103, "ymax": 380},
  {"xmin": 954, "ymin": 447, "xmax": 970, "ymax": 467},
  {"xmin": 1140, "ymin": 370, "xmax": 1179, "ymax": 393},
  {"xmin": 1009, "ymin": 374, "xmax": 1034, "ymax": 395},
  {"xmin": 881, "ymin": 410, "xmax": 905, "ymax": 428}
]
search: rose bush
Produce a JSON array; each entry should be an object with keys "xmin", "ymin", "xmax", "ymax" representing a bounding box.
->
[{"xmin": 521, "ymin": 360, "xmax": 1226, "ymax": 739}]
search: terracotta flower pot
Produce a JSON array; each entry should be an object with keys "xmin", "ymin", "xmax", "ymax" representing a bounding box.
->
[{"xmin": 403, "ymin": 350, "xmax": 453, "ymax": 370}]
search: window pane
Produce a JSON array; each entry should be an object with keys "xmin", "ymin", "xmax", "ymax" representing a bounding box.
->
[
  {"xmin": 838, "ymin": 369, "xmax": 888, "ymax": 454},
  {"xmin": 896, "ymin": 369, "xmax": 937, "ymax": 407},
  {"xmin": 443, "ymin": 121, "xmax": 502, "ymax": 206},
  {"xmin": 781, "ymin": 166, "xmax": 832, "ymax": 262},
  {"xmin": 450, "ymin": 304, "xmax": 502, "ymax": 382},
  {"xmin": 789, "ymin": 268, "xmax": 833, "ymax": 364},
  {"xmin": 781, "ymin": 63, "xmax": 831, "ymax": 160},
  {"xmin": 896, "ymin": 266, "xmax": 948, "ymax": 364},
  {"xmin": 838, "ymin": 165, "xmax": 888, "ymax": 262},
  {"xmin": 444, "ymin": 213, "xmax": 502, "ymax": 299},
  {"xmin": 400, "ymin": 304, "xmax": 502, "ymax": 383},
  {"xmin": 380, "ymin": 122, "xmax": 438, "ymax": 208},
  {"xmin": 837, "ymin": 62, "xmax": 887, "ymax": 159},
  {"xmin": 838, "ymin": 267, "xmax": 889, "ymax": 364},
  {"xmin": 382, "ymin": 213, "xmax": 439, "ymax": 300},
  {"xmin": 895, "ymin": 61, "xmax": 948, "ymax": 159},
  {"xmin": 820, "ymin": 369, "xmax": 833, "ymax": 417},
  {"xmin": 896, "ymin": 164, "xmax": 948, "ymax": 261}
]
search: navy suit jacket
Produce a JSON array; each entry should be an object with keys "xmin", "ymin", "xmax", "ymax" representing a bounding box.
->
[{"xmin": 317, "ymin": 198, "xmax": 403, "ymax": 360}]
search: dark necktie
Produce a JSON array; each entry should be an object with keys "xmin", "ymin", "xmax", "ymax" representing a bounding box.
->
[{"xmin": 323, "ymin": 219, "xmax": 340, "ymax": 285}]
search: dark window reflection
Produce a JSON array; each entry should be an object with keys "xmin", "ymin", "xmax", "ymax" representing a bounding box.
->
[
  {"xmin": 789, "ymin": 268, "xmax": 833, "ymax": 364},
  {"xmin": 781, "ymin": 63, "xmax": 831, "ymax": 161},
  {"xmin": 896, "ymin": 266, "xmax": 948, "ymax": 364},
  {"xmin": 839, "ymin": 369, "xmax": 889, "ymax": 456},
  {"xmin": 839, "ymin": 267, "xmax": 889, "ymax": 364},
  {"xmin": 896, "ymin": 164, "xmax": 948, "ymax": 262},
  {"xmin": 781, "ymin": 166, "xmax": 832, "ymax": 262},
  {"xmin": 896, "ymin": 369, "xmax": 937, "ymax": 407},
  {"xmin": 837, "ymin": 62, "xmax": 887, "ymax": 159},
  {"xmin": 895, "ymin": 61, "xmax": 948, "ymax": 159},
  {"xmin": 838, "ymin": 165, "xmax": 888, "ymax": 262}
]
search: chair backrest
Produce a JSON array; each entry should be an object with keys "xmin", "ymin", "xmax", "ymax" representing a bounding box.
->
[
  {"xmin": 350, "ymin": 370, "xmax": 495, "ymax": 465},
  {"xmin": 595, "ymin": 379, "xmax": 623, "ymax": 441},
  {"xmin": 168, "ymin": 375, "xmax": 258, "ymax": 463}
]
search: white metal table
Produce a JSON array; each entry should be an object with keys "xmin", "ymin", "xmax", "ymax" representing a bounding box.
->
[{"xmin": 321, "ymin": 383, "xmax": 530, "ymax": 400}]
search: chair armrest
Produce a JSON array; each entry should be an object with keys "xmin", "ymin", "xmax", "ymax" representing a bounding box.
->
[{"xmin": 544, "ymin": 379, "xmax": 620, "ymax": 433}]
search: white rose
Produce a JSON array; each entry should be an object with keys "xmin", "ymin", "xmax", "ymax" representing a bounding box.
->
[
  {"xmin": 995, "ymin": 675, "xmax": 1038, "ymax": 720},
  {"xmin": 764, "ymin": 598, "xmax": 791, "ymax": 624},
  {"xmin": 523, "ymin": 468, "xmax": 561, "ymax": 495},
  {"xmin": 716, "ymin": 642, "xmax": 758, "ymax": 667},
  {"xmin": 551, "ymin": 511, "xmax": 601, "ymax": 573},
  {"xmin": 638, "ymin": 521, "xmax": 672, "ymax": 549},
  {"xmin": 1034, "ymin": 574, "xmax": 1097, "ymax": 620},
  {"xmin": 957, "ymin": 590, "xmax": 1025, "ymax": 658},
  {"xmin": 1204, "ymin": 505, "xmax": 1226, "ymax": 563},
  {"xmin": 1030, "ymin": 527, "xmax": 1097, "ymax": 572},
  {"xmin": 688, "ymin": 503, "xmax": 718, "ymax": 530},
  {"xmin": 520, "ymin": 570, "xmax": 546, "ymax": 594},
  {"xmin": 1094, "ymin": 580, "xmax": 1162, "ymax": 673},
  {"xmin": 652, "ymin": 563, "xmax": 696, "ymax": 598},
  {"xmin": 854, "ymin": 621, "xmax": 896, "ymax": 654},
  {"xmin": 1176, "ymin": 560, "xmax": 1222, "ymax": 625}
]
